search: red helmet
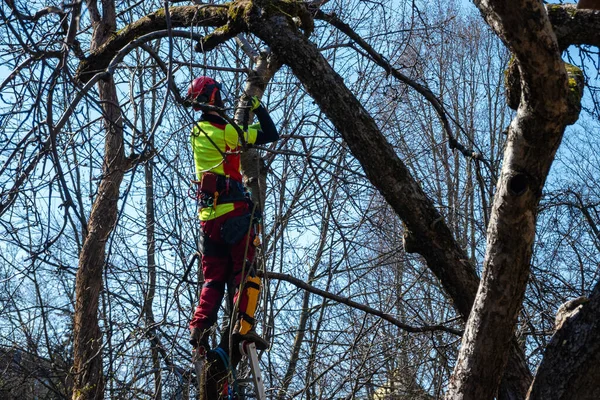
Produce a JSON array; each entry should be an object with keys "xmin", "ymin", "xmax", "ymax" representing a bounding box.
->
[{"xmin": 187, "ymin": 76, "xmax": 222, "ymax": 110}]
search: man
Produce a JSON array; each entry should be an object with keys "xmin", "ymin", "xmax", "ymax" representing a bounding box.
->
[{"xmin": 186, "ymin": 76, "xmax": 278, "ymax": 362}]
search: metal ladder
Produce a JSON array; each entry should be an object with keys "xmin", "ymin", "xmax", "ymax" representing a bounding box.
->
[
  {"xmin": 236, "ymin": 340, "xmax": 266, "ymax": 399},
  {"xmin": 193, "ymin": 340, "xmax": 266, "ymax": 399}
]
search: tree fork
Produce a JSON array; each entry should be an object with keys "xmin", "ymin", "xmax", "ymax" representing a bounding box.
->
[
  {"xmin": 244, "ymin": 5, "xmax": 532, "ymax": 400},
  {"xmin": 446, "ymin": 0, "xmax": 583, "ymax": 398}
]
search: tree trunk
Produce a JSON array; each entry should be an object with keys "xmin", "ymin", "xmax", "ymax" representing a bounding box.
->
[
  {"xmin": 72, "ymin": 1, "xmax": 123, "ymax": 399},
  {"xmin": 245, "ymin": 7, "xmax": 532, "ymax": 399},
  {"xmin": 72, "ymin": 78, "xmax": 125, "ymax": 400},
  {"xmin": 526, "ymin": 283, "xmax": 600, "ymax": 400},
  {"xmin": 445, "ymin": 0, "xmax": 574, "ymax": 398}
]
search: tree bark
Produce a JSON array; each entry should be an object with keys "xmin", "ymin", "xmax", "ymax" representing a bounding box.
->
[
  {"xmin": 526, "ymin": 283, "xmax": 600, "ymax": 400},
  {"xmin": 445, "ymin": 0, "xmax": 577, "ymax": 398},
  {"xmin": 72, "ymin": 1, "xmax": 125, "ymax": 399},
  {"xmin": 233, "ymin": 52, "xmax": 281, "ymax": 210},
  {"xmin": 243, "ymin": 4, "xmax": 532, "ymax": 399},
  {"xmin": 72, "ymin": 78, "xmax": 125, "ymax": 400},
  {"xmin": 546, "ymin": 4, "xmax": 600, "ymax": 49}
]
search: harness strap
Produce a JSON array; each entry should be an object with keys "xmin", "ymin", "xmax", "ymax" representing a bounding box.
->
[
  {"xmin": 244, "ymin": 280, "xmax": 261, "ymax": 291},
  {"xmin": 203, "ymin": 280, "xmax": 226, "ymax": 291},
  {"xmin": 238, "ymin": 311, "xmax": 256, "ymax": 325},
  {"xmin": 193, "ymin": 174, "xmax": 248, "ymax": 206}
]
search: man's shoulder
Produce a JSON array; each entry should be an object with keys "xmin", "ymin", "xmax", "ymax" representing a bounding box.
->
[{"xmin": 192, "ymin": 120, "xmax": 227, "ymax": 135}]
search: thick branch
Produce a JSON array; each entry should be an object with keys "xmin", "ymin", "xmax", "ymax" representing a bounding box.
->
[
  {"xmin": 504, "ymin": 59, "xmax": 584, "ymax": 124},
  {"xmin": 484, "ymin": 1, "xmax": 568, "ymax": 115},
  {"xmin": 547, "ymin": 5, "xmax": 600, "ymax": 50},
  {"xmin": 195, "ymin": 23, "xmax": 242, "ymax": 52},
  {"xmin": 447, "ymin": 0, "xmax": 574, "ymax": 398},
  {"xmin": 75, "ymin": 5, "xmax": 228, "ymax": 82}
]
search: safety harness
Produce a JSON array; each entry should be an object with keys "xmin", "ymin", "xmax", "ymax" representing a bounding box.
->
[
  {"xmin": 190, "ymin": 173, "xmax": 263, "ymax": 247},
  {"xmin": 191, "ymin": 173, "xmax": 247, "ymax": 209}
]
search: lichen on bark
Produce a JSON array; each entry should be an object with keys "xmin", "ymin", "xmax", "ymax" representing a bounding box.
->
[
  {"xmin": 564, "ymin": 62, "xmax": 584, "ymax": 124},
  {"xmin": 504, "ymin": 56, "xmax": 520, "ymax": 110},
  {"xmin": 504, "ymin": 58, "xmax": 583, "ymax": 124}
]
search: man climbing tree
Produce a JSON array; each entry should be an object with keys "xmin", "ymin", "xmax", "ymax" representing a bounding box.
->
[
  {"xmin": 5, "ymin": 0, "xmax": 600, "ymax": 398},
  {"xmin": 185, "ymin": 76, "xmax": 279, "ymax": 396}
]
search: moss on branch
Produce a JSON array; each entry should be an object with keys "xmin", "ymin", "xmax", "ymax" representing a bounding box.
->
[
  {"xmin": 564, "ymin": 62, "xmax": 584, "ymax": 125},
  {"xmin": 504, "ymin": 57, "xmax": 583, "ymax": 124},
  {"xmin": 504, "ymin": 56, "xmax": 520, "ymax": 110},
  {"xmin": 75, "ymin": 0, "xmax": 314, "ymax": 83},
  {"xmin": 75, "ymin": 5, "xmax": 228, "ymax": 83},
  {"xmin": 546, "ymin": 4, "xmax": 600, "ymax": 49}
]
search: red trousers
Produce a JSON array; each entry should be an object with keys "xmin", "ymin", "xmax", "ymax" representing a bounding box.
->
[{"xmin": 189, "ymin": 203, "xmax": 256, "ymax": 332}]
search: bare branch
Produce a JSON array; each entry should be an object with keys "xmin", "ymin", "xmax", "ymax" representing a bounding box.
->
[
  {"xmin": 313, "ymin": 9, "xmax": 485, "ymax": 163},
  {"xmin": 5, "ymin": 0, "xmax": 66, "ymax": 21},
  {"xmin": 261, "ymin": 271, "xmax": 463, "ymax": 336}
]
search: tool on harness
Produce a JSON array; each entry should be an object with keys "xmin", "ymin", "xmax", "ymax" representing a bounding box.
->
[{"xmin": 191, "ymin": 173, "xmax": 247, "ymax": 208}]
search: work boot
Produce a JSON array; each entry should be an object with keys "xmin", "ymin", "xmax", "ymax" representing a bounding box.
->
[
  {"xmin": 231, "ymin": 319, "xmax": 269, "ymax": 351},
  {"xmin": 205, "ymin": 348, "xmax": 230, "ymax": 399}
]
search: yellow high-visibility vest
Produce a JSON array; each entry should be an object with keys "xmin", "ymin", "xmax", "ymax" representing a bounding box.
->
[{"xmin": 190, "ymin": 120, "xmax": 258, "ymax": 221}]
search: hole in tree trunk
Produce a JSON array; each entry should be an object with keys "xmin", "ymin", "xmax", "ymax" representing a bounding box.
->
[{"xmin": 508, "ymin": 173, "xmax": 528, "ymax": 196}]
